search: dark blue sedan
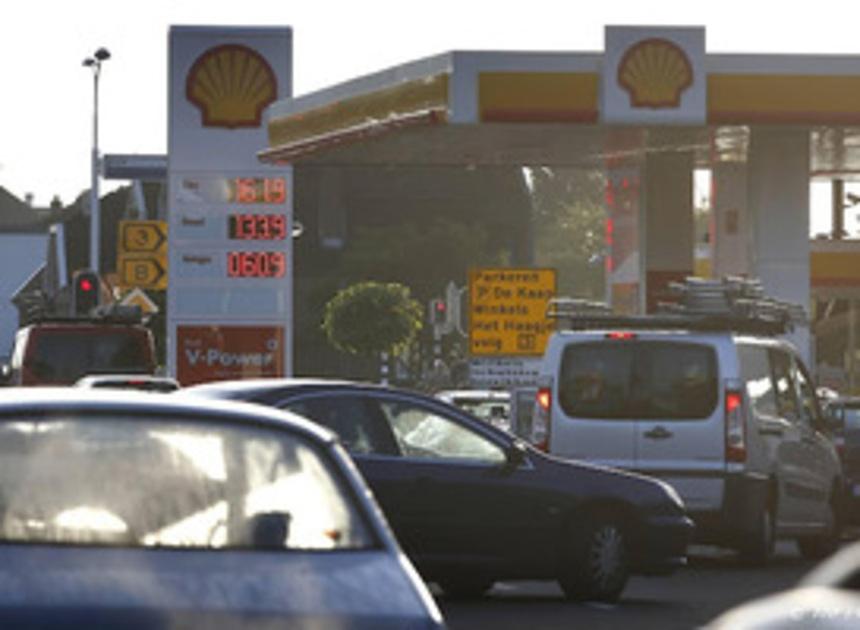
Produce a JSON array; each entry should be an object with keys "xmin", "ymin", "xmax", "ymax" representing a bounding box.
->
[
  {"xmin": 183, "ymin": 378, "xmax": 695, "ymax": 602},
  {"xmin": 0, "ymin": 388, "xmax": 443, "ymax": 629}
]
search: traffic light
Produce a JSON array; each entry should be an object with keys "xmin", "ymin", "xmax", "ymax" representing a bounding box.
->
[
  {"xmin": 72, "ymin": 269, "xmax": 101, "ymax": 316},
  {"xmin": 430, "ymin": 298, "xmax": 447, "ymax": 325}
]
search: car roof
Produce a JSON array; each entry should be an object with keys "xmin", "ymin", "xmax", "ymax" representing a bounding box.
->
[
  {"xmin": 183, "ymin": 377, "xmax": 409, "ymax": 398},
  {"xmin": 548, "ymin": 329, "xmax": 795, "ymax": 351},
  {"xmin": 22, "ymin": 320, "xmax": 148, "ymax": 331},
  {"xmin": 0, "ymin": 387, "xmax": 337, "ymax": 444},
  {"xmin": 553, "ymin": 327, "xmax": 733, "ymax": 338},
  {"xmin": 182, "ymin": 378, "xmax": 526, "ymax": 440},
  {"xmin": 182, "ymin": 378, "xmax": 471, "ymax": 414}
]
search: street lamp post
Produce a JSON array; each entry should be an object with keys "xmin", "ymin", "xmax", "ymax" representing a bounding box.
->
[{"xmin": 82, "ymin": 47, "xmax": 110, "ymax": 274}]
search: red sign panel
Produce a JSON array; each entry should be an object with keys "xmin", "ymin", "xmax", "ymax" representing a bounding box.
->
[{"xmin": 177, "ymin": 325, "xmax": 285, "ymax": 386}]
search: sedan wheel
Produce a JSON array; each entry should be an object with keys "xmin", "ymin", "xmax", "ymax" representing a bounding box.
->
[{"xmin": 558, "ymin": 517, "xmax": 629, "ymax": 603}]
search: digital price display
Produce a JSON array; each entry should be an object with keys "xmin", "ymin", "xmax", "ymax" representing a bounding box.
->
[
  {"xmin": 228, "ymin": 214, "xmax": 288, "ymax": 240},
  {"xmin": 229, "ymin": 177, "xmax": 287, "ymax": 204},
  {"xmin": 227, "ymin": 251, "xmax": 287, "ymax": 278}
]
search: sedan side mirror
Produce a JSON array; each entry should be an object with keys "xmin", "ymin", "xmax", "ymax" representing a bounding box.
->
[{"xmin": 502, "ymin": 441, "xmax": 528, "ymax": 471}]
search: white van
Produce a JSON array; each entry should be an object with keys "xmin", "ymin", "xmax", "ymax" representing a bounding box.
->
[{"xmin": 532, "ymin": 279, "xmax": 843, "ymax": 564}]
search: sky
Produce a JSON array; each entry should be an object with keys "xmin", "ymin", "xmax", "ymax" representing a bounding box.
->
[{"xmin": 3, "ymin": 0, "xmax": 860, "ymax": 233}]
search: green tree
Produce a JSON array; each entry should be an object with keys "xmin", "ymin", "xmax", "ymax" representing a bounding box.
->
[
  {"xmin": 528, "ymin": 167, "xmax": 607, "ymax": 299},
  {"xmin": 322, "ymin": 281, "xmax": 423, "ymax": 358}
]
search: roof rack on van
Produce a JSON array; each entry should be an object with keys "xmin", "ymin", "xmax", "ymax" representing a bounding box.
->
[
  {"xmin": 546, "ymin": 276, "xmax": 806, "ymax": 336},
  {"xmin": 30, "ymin": 304, "xmax": 145, "ymax": 326}
]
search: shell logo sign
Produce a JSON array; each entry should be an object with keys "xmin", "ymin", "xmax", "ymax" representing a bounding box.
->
[
  {"xmin": 602, "ymin": 26, "xmax": 705, "ymax": 125},
  {"xmin": 617, "ymin": 38, "xmax": 693, "ymax": 109},
  {"xmin": 185, "ymin": 44, "xmax": 277, "ymax": 128}
]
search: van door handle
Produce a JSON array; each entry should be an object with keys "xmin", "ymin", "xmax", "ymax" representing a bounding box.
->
[{"xmin": 644, "ymin": 426, "xmax": 673, "ymax": 440}]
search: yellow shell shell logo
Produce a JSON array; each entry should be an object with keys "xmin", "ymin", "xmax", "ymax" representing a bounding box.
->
[
  {"xmin": 186, "ymin": 44, "xmax": 277, "ymax": 128},
  {"xmin": 617, "ymin": 38, "xmax": 693, "ymax": 109}
]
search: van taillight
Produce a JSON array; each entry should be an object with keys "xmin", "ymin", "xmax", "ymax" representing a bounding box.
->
[
  {"xmin": 537, "ymin": 388, "xmax": 551, "ymax": 412},
  {"xmin": 531, "ymin": 387, "xmax": 552, "ymax": 452},
  {"xmin": 725, "ymin": 386, "xmax": 746, "ymax": 463},
  {"xmin": 606, "ymin": 331, "xmax": 637, "ymax": 340}
]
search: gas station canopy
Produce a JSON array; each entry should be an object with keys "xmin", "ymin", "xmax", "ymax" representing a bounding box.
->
[{"xmin": 259, "ymin": 44, "xmax": 860, "ymax": 177}]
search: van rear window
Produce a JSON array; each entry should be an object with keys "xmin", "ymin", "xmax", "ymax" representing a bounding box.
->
[
  {"xmin": 559, "ymin": 341, "xmax": 718, "ymax": 420},
  {"xmin": 28, "ymin": 330, "xmax": 152, "ymax": 384}
]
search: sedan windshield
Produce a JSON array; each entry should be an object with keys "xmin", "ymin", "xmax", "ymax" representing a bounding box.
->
[{"xmin": 0, "ymin": 415, "xmax": 376, "ymax": 551}]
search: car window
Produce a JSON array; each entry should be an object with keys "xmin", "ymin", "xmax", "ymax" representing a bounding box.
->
[
  {"xmin": 559, "ymin": 342, "xmax": 632, "ymax": 418},
  {"xmin": 559, "ymin": 341, "xmax": 717, "ymax": 420},
  {"xmin": 792, "ymin": 358, "xmax": 821, "ymax": 427},
  {"xmin": 0, "ymin": 415, "xmax": 376, "ymax": 551},
  {"xmin": 28, "ymin": 330, "xmax": 151, "ymax": 384},
  {"xmin": 738, "ymin": 344, "xmax": 779, "ymax": 418},
  {"xmin": 769, "ymin": 349, "xmax": 800, "ymax": 421},
  {"xmin": 378, "ymin": 400, "xmax": 506, "ymax": 464},
  {"xmin": 633, "ymin": 343, "xmax": 718, "ymax": 418},
  {"xmin": 284, "ymin": 396, "xmax": 400, "ymax": 456}
]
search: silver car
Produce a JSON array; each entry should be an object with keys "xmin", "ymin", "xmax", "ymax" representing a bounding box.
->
[{"xmin": 0, "ymin": 388, "xmax": 444, "ymax": 629}]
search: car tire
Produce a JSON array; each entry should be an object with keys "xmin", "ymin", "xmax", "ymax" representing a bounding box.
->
[
  {"xmin": 797, "ymin": 490, "xmax": 842, "ymax": 560},
  {"xmin": 558, "ymin": 515, "xmax": 629, "ymax": 603},
  {"xmin": 437, "ymin": 577, "xmax": 494, "ymax": 600},
  {"xmin": 737, "ymin": 503, "xmax": 775, "ymax": 567}
]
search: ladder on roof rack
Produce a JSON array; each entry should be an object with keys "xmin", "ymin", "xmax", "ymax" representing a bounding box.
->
[{"xmin": 546, "ymin": 276, "xmax": 806, "ymax": 336}]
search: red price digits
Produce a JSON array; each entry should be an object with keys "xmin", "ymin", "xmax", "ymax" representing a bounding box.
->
[
  {"xmin": 229, "ymin": 214, "xmax": 287, "ymax": 240},
  {"xmin": 232, "ymin": 178, "xmax": 287, "ymax": 204},
  {"xmin": 270, "ymin": 214, "xmax": 286, "ymax": 239},
  {"xmin": 227, "ymin": 252, "xmax": 286, "ymax": 278},
  {"xmin": 265, "ymin": 177, "xmax": 287, "ymax": 204},
  {"xmin": 234, "ymin": 178, "xmax": 258, "ymax": 204}
]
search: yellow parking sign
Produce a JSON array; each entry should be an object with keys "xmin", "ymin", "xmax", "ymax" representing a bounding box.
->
[{"xmin": 468, "ymin": 268, "xmax": 556, "ymax": 356}]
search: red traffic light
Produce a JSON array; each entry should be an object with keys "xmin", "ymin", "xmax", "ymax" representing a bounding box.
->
[
  {"xmin": 72, "ymin": 270, "xmax": 101, "ymax": 315},
  {"xmin": 430, "ymin": 298, "xmax": 448, "ymax": 325}
]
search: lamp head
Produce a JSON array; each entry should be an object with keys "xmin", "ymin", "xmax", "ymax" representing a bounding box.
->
[
  {"xmin": 82, "ymin": 58, "xmax": 95, "ymax": 67},
  {"xmin": 94, "ymin": 48, "xmax": 111, "ymax": 62}
]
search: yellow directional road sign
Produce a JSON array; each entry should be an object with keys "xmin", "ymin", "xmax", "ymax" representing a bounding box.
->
[
  {"xmin": 120, "ymin": 257, "xmax": 166, "ymax": 289},
  {"xmin": 117, "ymin": 221, "xmax": 168, "ymax": 290},
  {"xmin": 469, "ymin": 268, "xmax": 556, "ymax": 356},
  {"xmin": 120, "ymin": 287, "xmax": 159, "ymax": 315}
]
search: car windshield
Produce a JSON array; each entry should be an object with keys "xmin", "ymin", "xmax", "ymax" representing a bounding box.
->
[
  {"xmin": 29, "ymin": 331, "xmax": 151, "ymax": 384},
  {"xmin": 0, "ymin": 414, "xmax": 376, "ymax": 551}
]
